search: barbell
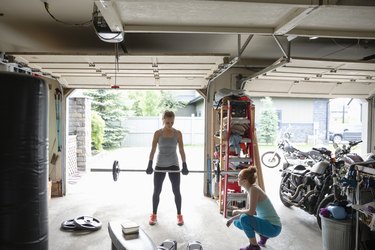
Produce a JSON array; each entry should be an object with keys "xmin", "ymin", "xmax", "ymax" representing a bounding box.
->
[{"xmin": 91, "ymin": 160, "xmax": 240, "ymax": 182}]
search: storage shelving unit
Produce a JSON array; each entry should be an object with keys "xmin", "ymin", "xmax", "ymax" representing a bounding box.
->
[
  {"xmin": 212, "ymin": 96, "xmax": 255, "ymax": 217},
  {"xmin": 352, "ymin": 162, "xmax": 375, "ymax": 250}
]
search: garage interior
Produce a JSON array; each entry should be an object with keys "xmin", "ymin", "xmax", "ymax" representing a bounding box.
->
[{"xmin": 1, "ymin": 0, "xmax": 375, "ymax": 250}]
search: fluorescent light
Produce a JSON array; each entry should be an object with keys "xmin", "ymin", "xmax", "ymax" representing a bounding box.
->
[{"xmin": 309, "ymin": 36, "xmax": 319, "ymax": 40}]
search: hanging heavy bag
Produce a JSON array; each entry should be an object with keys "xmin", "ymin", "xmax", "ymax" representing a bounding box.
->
[{"xmin": 0, "ymin": 72, "xmax": 49, "ymax": 250}]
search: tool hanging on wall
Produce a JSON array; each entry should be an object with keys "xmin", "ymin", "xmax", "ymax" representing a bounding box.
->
[
  {"xmin": 54, "ymin": 88, "xmax": 62, "ymax": 151},
  {"xmin": 49, "ymin": 138, "xmax": 59, "ymax": 180}
]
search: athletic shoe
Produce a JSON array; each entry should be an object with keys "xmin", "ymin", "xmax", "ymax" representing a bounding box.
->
[
  {"xmin": 258, "ymin": 235, "xmax": 269, "ymax": 247},
  {"xmin": 149, "ymin": 213, "xmax": 157, "ymax": 225},
  {"xmin": 177, "ymin": 214, "xmax": 184, "ymax": 226},
  {"xmin": 239, "ymin": 244, "xmax": 261, "ymax": 250}
]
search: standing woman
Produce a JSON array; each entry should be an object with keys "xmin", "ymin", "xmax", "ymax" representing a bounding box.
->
[
  {"xmin": 146, "ymin": 110, "xmax": 189, "ymax": 226},
  {"xmin": 226, "ymin": 166, "xmax": 282, "ymax": 250}
]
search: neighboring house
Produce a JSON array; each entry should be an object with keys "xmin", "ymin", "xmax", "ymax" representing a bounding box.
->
[
  {"xmin": 173, "ymin": 90, "xmax": 205, "ymax": 117},
  {"xmin": 252, "ymin": 97, "xmax": 364, "ymax": 144},
  {"xmin": 180, "ymin": 94, "xmax": 331, "ymax": 144},
  {"xmin": 252, "ymin": 97, "xmax": 329, "ymax": 144},
  {"xmin": 177, "ymin": 95, "xmax": 205, "ymax": 117}
]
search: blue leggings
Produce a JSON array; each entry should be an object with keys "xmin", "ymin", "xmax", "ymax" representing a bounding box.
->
[{"xmin": 234, "ymin": 214, "xmax": 282, "ymax": 239}]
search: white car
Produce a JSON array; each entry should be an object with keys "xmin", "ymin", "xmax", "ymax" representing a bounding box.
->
[{"xmin": 329, "ymin": 124, "xmax": 362, "ymax": 143}]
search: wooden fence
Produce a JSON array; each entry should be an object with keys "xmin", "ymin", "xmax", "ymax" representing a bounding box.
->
[{"xmin": 121, "ymin": 116, "xmax": 204, "ymax": 147}]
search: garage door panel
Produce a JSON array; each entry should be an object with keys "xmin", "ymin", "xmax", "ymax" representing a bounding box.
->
[
  {"xmin": 331, "ymin": 83, "xmax": 375, "ymax": 95},
  {"xmin": 247, "ymin": 79, "xmax": 294, "ymax": 92},
  {"xmin": 245, "ymin": 58, "xmax": 375, "ymax": 98},
  {"xmin": 62, "ymin": 75, "xmax": 206, "ymax": 89},
  {"xmin": 276, "ymin": 66, "xmax": 329, "ymax": 74},
  {"xmin": 289, "ymin": 81, "xmax": 333, "ymax": 94},
  {"xmin": 13, "ymin": 54, "xmax": 225, "ymax": 89}
]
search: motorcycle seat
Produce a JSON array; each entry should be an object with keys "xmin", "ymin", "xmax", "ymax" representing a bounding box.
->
[
  {"xmin": 293, "ymin": 169, "xmax": 309, "ymax": 175},
  {"xmin": 298, "ymin": 151, "xmax": 310, "ymax": 157}
]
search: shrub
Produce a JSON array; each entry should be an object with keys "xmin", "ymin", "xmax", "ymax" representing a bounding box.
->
[{"xmin": 91, "ymin": 111, "xmax": 105, "ymax": 151}]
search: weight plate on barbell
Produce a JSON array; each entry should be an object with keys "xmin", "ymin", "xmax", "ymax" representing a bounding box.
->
[
  {"xmin": 113, "ymin": 160, "xmax": 119, "ymax": 181},
  {"xmin": 73, "ymin": 215, "xmax": 102, "ymax": 231}
]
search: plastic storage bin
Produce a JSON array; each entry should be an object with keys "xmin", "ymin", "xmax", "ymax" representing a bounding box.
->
[{"xmin": 320, "ymin": 214, "xmax": 353, "ymax": 250}]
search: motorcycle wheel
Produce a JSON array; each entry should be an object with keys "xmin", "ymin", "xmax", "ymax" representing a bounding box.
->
[
  {"xmin": 261, "ymin": 151, "xmax": 281, "ymax": 168},
  {"xmin": 279, "ymin": 175, "xmax": 292, "ymax": 207},
  {"xmin": 316, "ymin": 193, "xmax": 334, "ymax": 230}
]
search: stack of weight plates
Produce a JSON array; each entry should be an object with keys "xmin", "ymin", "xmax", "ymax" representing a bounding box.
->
[{"xmin": 61, "ymin": 215, "xmax": 102, "ymax": 231}]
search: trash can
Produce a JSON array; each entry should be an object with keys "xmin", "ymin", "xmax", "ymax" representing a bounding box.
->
[{"xmin": 320, "ymin": 214, "xmax": 353, "ymax": 250}]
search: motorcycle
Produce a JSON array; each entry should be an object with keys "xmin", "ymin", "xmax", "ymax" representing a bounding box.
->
[
  {"xmin": 279, "ymin": 140, "xmax": 363, "ymax": 228},
  {"xmin": 333, "ymin": 141, "xmax": 364, "ymax": 165},
  {"xmin": 261, "ymin": 134, "xmax": 322, "ymax": 168}
]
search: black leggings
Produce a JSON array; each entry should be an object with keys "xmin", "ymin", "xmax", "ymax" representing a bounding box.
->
[{"xmin": 152, "ymin": 165, "xmax": 181, "ymax": 214}]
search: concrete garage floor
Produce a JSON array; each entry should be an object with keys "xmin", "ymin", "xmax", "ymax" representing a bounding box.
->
[{"xmin": 49, "ymin": 147, "xmax": 322, "ymax": 250}]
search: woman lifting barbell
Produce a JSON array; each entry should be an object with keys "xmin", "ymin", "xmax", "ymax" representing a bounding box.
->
[{"xmin": 146, "ymin": 110, "xmax": 189, "ymax": 226}]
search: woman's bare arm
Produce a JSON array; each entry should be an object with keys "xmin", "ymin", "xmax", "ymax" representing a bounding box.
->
[
  {"xmin": 149, "ymin": 130, "xmax": 160, "ymax": 160},
  {"xmin": 177, "ymin": 130, "xmax": 186, "ymax": 162}
]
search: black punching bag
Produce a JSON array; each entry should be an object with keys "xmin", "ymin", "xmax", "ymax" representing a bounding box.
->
[{"xmin": 0, "ymin": 72, "xmax": 49, "ymax": 250}]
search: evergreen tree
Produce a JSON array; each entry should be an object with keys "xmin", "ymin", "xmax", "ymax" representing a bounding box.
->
[
  {"xmin": 258, "ymin": 97, "xmax": 278, "ymax": 144},
  {"xmin": 85, "ymin": 89, "xmax": 127, "ymax": 149}
]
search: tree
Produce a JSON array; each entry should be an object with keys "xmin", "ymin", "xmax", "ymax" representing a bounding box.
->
[
  {"xmin": 85, "ymin": 89, "xmax": 127, "ymax": 149},
  {"xmin": 158, "ymin": 91, "xmax": 186, "ymax": 112},
  {"xmin": 127, "ymin": 90, "xmax": 186, "ymax": 116},
  {"xmin": 258, "ymin": 97, "xmax": 278, "ymax": 144}
]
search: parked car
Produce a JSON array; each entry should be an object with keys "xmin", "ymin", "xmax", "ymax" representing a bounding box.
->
[{"xmin": 328, "ymin": 124, "xmax": 362, "ymax": 143}]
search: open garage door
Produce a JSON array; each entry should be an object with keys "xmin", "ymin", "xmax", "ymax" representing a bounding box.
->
[
  {"xmin": 12, "ymin": 54, "xmax": 226, "ymax": 90},
  {"xmin": 243, "ymin": 58, "xmax": 375, "ymax": 98}
]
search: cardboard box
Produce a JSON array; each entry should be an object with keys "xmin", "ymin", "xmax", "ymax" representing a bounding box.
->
[{"xmin": 51, "ymin": 180, "xmax": 63, "ymax": 197}]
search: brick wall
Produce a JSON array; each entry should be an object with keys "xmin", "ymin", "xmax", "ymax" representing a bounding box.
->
[{"xmin": 69, "ymin": 97, "xmax": 92, "ymax": 171}]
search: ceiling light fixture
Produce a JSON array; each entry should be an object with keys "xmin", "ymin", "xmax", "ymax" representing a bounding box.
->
[{"xmin": 309, "ymin": 36, "xmax": 319, "ymax": 40}]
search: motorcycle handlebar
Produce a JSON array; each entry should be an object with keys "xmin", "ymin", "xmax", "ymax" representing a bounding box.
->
[
  {"xmin": 349, "ymin": 140, "xmax": 362, "ymax": 147},
  {"xmin": 312, "ymin": 147, "xmax": 332, "ymax": 156}
]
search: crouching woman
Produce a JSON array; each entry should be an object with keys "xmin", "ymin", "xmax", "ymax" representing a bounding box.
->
[{"xmin": 226, "ymin": 166, "xmax": 282, "ymax": 250}]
